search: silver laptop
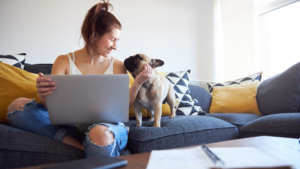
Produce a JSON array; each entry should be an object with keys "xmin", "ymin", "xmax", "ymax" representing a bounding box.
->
[{"xmin": 44, "ymin": 74, "xmax": 129, "ymax": 125}]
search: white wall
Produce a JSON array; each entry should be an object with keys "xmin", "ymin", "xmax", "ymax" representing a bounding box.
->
[{"xmin": 0, "ymin": 0, "xmax": 215, "ymax": 82}]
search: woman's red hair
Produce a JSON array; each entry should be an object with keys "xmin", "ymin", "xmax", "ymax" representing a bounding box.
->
[{"xmin": 81, "ymin": 0, "xmax": 122, "ymax": 56}]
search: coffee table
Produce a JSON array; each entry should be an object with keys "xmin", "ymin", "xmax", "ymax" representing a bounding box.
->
[
  {"xmin": 115, "ymin": 136, "xmax": 300, "ymax": 169},
  {"xmin": 20, "ymin": 136, "xmax": 300, "ymax": 169}
]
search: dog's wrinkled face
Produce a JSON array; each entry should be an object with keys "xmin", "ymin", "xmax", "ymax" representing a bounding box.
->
[{"xmin": 124, "ymin": 54, "xmax": 164, "ymax": 78}]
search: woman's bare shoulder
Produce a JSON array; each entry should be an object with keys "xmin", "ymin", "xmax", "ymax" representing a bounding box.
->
[
  {"xmin": 113, "ymin": 57, "xmax": 127, "ymax": 74},
  {"xmin": 51, "ymin": 54, "xmax": 70, "ymax": 75},
  {"xmin": 55, "ymin": 54, "xmax": 69, "ymax": 62}
]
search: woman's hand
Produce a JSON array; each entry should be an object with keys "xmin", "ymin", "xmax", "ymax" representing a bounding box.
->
[
  {"xmin": 36, "ymin": 72, "xmax": 56, "ymax": 98},
  {"xmin": 134, "ymin": 64, "xmax": 152, "ymax": 86}
]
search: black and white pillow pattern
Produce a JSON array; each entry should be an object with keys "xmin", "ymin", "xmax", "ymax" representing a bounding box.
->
[
  {"xmin": 207, "ymin": 71, "xmax": 263, "ymax": 95},
  {"xmin": 0, "ymin": 53, "xmax": 26, "ymax": 69},
  {"xmin": 165, "ymin": 70, "xmax": 206, "ymax": 116}
]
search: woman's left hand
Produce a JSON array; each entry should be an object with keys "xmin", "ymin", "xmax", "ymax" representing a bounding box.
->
[{"xmin": 134, "ymin": 64, "xmax": 152, "ymax": 86}]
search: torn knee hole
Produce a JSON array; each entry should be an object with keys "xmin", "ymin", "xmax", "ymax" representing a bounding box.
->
[
  {"xmin": 105, "ymin": 128, "xmax": 113, "ymax": 135},
  {"xmin": 88, "ymin": 126, "xmax": 115, "ymax": 146}
]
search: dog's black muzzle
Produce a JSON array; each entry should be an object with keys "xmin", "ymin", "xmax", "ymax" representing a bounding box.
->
[{"xmin": 124, "ymin": 56, "xmax": 136, "ymax": 73}]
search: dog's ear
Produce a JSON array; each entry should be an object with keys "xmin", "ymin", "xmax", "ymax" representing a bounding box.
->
[
  {"xmin": 135, "ymin": 54, "xmax": 143, "ymax": 61},
  {"xmin": 150, "ymin": 59, "xmax": 164, "ymax": 68}
]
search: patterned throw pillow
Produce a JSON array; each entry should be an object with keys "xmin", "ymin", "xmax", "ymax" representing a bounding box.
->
[
  {"xmin": 165, "ymin": 70, "xmax": 206, "ymax": 115},
  {"xmin": 207, "ymin": 71, "xmax": 263, "ymax": 95},
  {"xmin": 0, "ymin": 53, "xmax": 26, "ymax": 69}
]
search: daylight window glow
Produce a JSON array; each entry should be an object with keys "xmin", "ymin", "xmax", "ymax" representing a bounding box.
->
[{"xmin": 259, "ymin": 1, "xmax": 300, "ymax": 80}]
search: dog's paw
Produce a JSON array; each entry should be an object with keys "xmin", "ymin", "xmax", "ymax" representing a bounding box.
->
[
  {"xmin": 136, "ymin": 123, "xmax": 142, "ymax": 127},
  {"xmin": 169, "ymin": 114, "xmax": 176, "ymax": 119},
  {"xmin": 153, "ymin": 124, "xmax": 161, "ymax": 128}
]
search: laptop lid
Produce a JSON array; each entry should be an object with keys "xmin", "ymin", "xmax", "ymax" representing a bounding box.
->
[{"xmin": 44, "ymin": 74, "xmax": 129, "ymax": 125}]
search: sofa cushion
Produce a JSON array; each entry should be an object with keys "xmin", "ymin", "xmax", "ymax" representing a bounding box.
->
[
  {"xmin": 257, "ymin": 62, "xmax": 300, "ymax": 115},
  {"xmin": 0, "ymin": 123, "xmax": 130, "ymax": 168},
  {"xmin": 0, "ymin": 124, "xmax": 84, "ymax": 168},
  {"xmin": 239, "ymin": 113, "xmax": 300, "ymax": 138},
  {"xmin": 124, "ymin": 115, "xmax": 238, "ymax": 153},
  {"xmin": 206, "ymin": 113, "xmax": 261, "ymax": 132}
]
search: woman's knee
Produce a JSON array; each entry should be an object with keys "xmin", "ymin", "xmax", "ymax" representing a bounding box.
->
[
  {"xmin": 88, "ymin": 125, "xmax": 115, "ymax": 146},
  {"xmin": 7, "ymin": 98, "xmax": 32, "ymax": 113}
]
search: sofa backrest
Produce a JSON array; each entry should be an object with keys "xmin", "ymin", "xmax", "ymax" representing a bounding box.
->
[
  {"xmin": 257, "ymin": 62, "xmax": 300, "ymax": 115},
  {"xmin": 24, "ymin": 63, "xmax": 53, "ymax": 75},
  {"xmin": 189, "ymin": 84, "xmax": 211, "ymax": 113}
]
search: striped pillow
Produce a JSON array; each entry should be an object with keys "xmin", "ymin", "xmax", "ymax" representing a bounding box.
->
[
  {"xmin": 207, "ymin": 71, "xmax": 263, "ymax": 95},
  {"xmin": 0, "ymin": 53, "xmax": 26, "ymax": 69}
]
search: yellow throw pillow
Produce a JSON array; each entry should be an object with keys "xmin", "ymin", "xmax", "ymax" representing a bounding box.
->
[
  {"xmin": 209, "ymin": 81, "xmax": 261, "ymax": 115},
  {"xmin": 0, "ymin": 62, "xmax": 40, "ymax": 123},
  {"xmin": 128, "ymin": 71, "xmax": 172, "ymax": 118}
]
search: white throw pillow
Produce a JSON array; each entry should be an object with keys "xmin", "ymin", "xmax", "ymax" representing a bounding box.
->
[
  {"xmin": 0, "ymin": 53, "xmax": 26, "ymax": 69},
  {"xmin": 165, "ymin": 70, "xmax": 206, "ymax": 115}
]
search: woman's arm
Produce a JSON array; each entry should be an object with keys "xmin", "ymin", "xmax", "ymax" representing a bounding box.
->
[
  {"xmin": 114, "ymin": 59, "xmax": 152, "ymax": 107},
  {"xmin": 37, "ymin": 55, "xmax": 69, "ymax": 108},
  {"xmin": 128, "ymin": 64, "xmax": 152, "ymax": 107}
]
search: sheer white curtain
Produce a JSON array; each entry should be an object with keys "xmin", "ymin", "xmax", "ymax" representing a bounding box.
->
[
  {"xmin": 214, "ymin": 0, "xmax": 259, "ymax": 82},
  {"xmin": 258, "ymin": 0, "xmax": 300, "ymax": 15},
  {"xmin": 257, "ymin": 0, "xmax": 300, "ymax": 80}
]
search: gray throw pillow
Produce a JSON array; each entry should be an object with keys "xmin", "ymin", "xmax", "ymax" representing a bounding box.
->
[{"xmin": 257, "ymin": 62, "xmax": 300, "ymax": 115}]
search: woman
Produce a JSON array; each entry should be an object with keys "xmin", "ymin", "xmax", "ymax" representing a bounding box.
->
[{"xmin": 6, "ymin": 0, "xmax": 152, "ymax": 158}]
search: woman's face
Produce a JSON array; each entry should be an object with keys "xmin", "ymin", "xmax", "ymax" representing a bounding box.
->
[{"xmin": 96, "ymin": 27, "xmax": 121, "ymax": 57}]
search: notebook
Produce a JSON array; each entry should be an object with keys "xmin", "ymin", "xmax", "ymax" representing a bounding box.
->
[
  {"xmin": 146, "ymin": 147, "xmax": 292, "ymax": 169},
  {"xmin": 44, "ymin": 74, "xmax": 129, "ymax": 125}
]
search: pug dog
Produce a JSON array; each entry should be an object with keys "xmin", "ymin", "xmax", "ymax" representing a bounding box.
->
[{"xmin": 124, "ymin": 54, "xmax": 176, "ymax": 127}]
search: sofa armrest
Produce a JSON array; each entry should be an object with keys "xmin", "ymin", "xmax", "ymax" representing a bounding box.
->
[{"xmin": 189, "ymin": 84, "xmax": 211, "ymax": 113}]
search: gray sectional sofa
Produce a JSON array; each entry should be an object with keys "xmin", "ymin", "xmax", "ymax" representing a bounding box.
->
[{"xmin": 1, "ymin": 63, "xmax": 300, "ymax": 169}]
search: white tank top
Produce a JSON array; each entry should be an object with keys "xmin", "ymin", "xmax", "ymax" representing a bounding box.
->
[{"xmin": 67, "ymin": 52, "xmax": 114, "ymax": 75}]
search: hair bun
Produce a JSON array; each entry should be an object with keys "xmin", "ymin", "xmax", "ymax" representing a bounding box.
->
[{"xmin": 99, "ymin": 0, "xmax": 113, "ymax": 12}]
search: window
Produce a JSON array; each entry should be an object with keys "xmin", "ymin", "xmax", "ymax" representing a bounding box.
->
[{"xmin": 258, "ymin": 0, "xmax": 300, "ymax": 80}]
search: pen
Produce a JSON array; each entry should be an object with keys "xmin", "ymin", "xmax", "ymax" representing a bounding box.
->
[{"xmin": 201, "ymin": 145, "xmax": 224, "ymax": 168}]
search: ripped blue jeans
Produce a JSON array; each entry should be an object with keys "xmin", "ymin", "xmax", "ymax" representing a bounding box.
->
[{"xmin": 7, "ymin": 100, "xmax": 128, "ymax": 158}]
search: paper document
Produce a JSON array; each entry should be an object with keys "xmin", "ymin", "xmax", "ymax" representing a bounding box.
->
[
  {"xmin": 146, "ymin": 147, "xmax": 292, "ymax": 169},
  {"xmin": 146, "ymin": 147, "xmax": 214, "ymax": 169}
]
